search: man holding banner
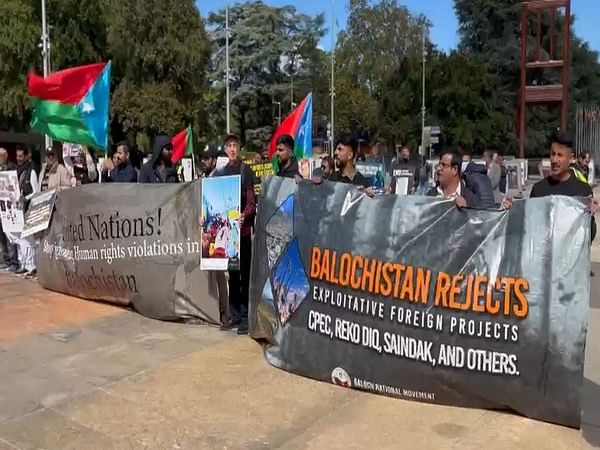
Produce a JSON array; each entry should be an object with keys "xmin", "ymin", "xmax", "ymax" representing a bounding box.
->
[
  {"xmin": 329, "ymin": 134, "xmax": 370, "ymax": 188},
  {"xmin": 217, "ymin": 134, "xmax": 256, "ymax": 334}
]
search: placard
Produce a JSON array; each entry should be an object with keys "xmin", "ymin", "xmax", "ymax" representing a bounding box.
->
[
  {"xmin": 21, "ymin": 189, "xmax": 57, "ymax": 237},
  {"xmin": 200, "ymin": 175, "xmax": 241, "ymax": 271},
  {"xmin": 0, "ymin": 170, "xmax": 24, "ymax": 233}
]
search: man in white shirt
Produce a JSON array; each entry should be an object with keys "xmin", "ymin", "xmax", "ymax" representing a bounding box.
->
[{"xmin": 14, "ymin": 147, "xmax": 39, "ymax": 276}]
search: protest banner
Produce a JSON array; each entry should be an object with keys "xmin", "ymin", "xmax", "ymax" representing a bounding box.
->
[
  {"xmin": 356, "ymin": 161, "xmax": 385, "ymax": 189},
  {"xmin": 248, "ymin": 162, "xmax": 274, "ymax": 194},
  {"xmin": 37, "ymin": 182, "xmax": 220, "ymax": 323},
  {"xmin": 201, "ymin": 175, "xmax": 241, "ymax": 270},
  {"xmin": 21, "ymin": 189, "xmax": 57, "ymax": 237},
  {"xmin": 0, "ymin": 170, "xmax": 24, "ymax": 233},
  {"xmin": 250, "ymin": 177, "xmax": 590, "ymax": 428}
]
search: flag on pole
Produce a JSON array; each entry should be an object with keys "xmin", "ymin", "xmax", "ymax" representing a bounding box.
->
[
  {"xmin": 268, "ymin": 93, "xmax": 313, "ymax": 171},
  {"xmin": 27, "ymin": 62, "xmax": 111, "ymax": 150},
  {"xmin": 171, "ymin": 125, "xmax": 194, "ymax": 163}
]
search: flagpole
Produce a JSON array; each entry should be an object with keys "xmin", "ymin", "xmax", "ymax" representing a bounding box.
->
[
  {"xmin": 41, "ymin": 0, "xmax": 52, "ymax": 150},
  {"xmin": 225, "ymin": 6, "xmax": 231, "ymax": 134},
  {"xmin": 330, "ymin": 0, "xmax": 335, "ymax": 157}
]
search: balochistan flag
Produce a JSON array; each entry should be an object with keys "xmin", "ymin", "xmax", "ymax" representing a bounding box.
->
[
  {"xmin": 27, "ymin": 61, "xmax": 111, "ymax": 150},
  {"xmin": 171, "ymin": 125, "xmax": 194, "ymax": 164},
  {"xmin": 268, "ymin": 93, "xmax": 313, "ymax": 171}
]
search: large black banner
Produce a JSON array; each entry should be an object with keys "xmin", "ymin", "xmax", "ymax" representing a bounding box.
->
[
  {"xmin": 250, "ymin": 177, "xmax": 590, "ymax": 428},
  {"xmin": 38, "ymin": 182, "xmax": 220, "ymax": 323}
]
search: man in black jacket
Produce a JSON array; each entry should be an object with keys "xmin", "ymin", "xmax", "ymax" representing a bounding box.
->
[
  {"xmin": 139, "ymin": 135, "xmax": 178, "ymax": 183},
  {"xmin": 390, "ymin": 145, "xmax": 419, "ymax": 195},
  {"xmin": 275, "ymin": 134, "xmax": 300, "ymax": 178},
  {"xmin": 427, "ymin": 149, "xmax": 496, "ymax": 209},
  {"xmin": 530, "ymin": 131, "xmax": 597, "ymax": 241},
  {"xmin": 102, "ymin": 142, "xmax": 138, "ymax": 183}
]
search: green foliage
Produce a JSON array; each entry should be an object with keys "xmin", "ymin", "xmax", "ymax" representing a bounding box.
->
[
  {"xmin": 207, "ymin": 1, "xmax": 325, "ymax": 149},
  {"xmin": 0, "ymin": 0, "xmax": 39, "ymax": 130},
  {"xmin": 455, "ymin": 0, "xmax": 600, "ymax": 155}
]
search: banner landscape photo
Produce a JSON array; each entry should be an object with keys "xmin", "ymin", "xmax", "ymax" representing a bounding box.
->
[
  {"xmin": 249, "ymin": 177, "xmax": 591, "ymax": 428},
  {"xmin": 38, "ymin": 182, "xmax": 220, "ymax": 323}
]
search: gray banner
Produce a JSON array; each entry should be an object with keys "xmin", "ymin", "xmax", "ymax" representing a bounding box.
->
[
  {"xmin": 250, "ymin": 177, "xmax": 590, "ymax": 428},
  {"xmin": 38, "ymin": 182, "xmax": 220, "ymax": 323}
]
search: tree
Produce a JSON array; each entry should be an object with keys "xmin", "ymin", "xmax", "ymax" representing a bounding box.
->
[
  {"xmin": 455, "ymin": 0, "xmax": 600, "ymax": 155},
  {"xmin": 333, "ymin": 0, "xmax": 426, "ymax": 144},
  {"xmin": 207, "ymin": 1, "xmax": 325, "ymax": 149},
  {"xmin": 0, "ymin": 0, "xmax": 39, "ymax": 131},
  {"xmin": 107, "ymin": 0, "xmax": 210, "ymax": 148}
]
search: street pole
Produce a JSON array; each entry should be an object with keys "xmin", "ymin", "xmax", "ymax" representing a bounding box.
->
[
  {"xmin": 290, "ymin": 75, "xmax": 295, "ymax": 111},
  {"xmin": 420, "ymin": 24, "xmax": 427, "ymax": 158},
  {"xmin": 41, "ymin": 0, "xmax": 52, "ymax": 150},
  {"xmin": 273, "ymin": 101, "xmax": 281, "ymax": 127},
  {"xmin": 225, "ymin": 6, "xmax": 231, "ymax": 134},
  {"xmin": 330, "ymin": 0, "xmax": 335, "ymax": 157}
]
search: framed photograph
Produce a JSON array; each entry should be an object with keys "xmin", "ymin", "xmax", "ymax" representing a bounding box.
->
[{"xmin": 200, "ymin": 175, "xmax": 241, "ymax": 271}]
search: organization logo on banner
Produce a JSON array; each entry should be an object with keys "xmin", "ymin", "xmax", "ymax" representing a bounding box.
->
[{"xmin": 331, "ymin": 367, "xmax": 352, "ymax": 388}]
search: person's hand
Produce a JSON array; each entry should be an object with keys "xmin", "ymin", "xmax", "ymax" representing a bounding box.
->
[
  {"xmin": 409, "ymin": 187, "xmax": 416, "ymax": 195},
  {"xmin": 311, "ymin": 177, "xmax": 323, "ymax": 185},
  {"xmin": 385, "ymin": 186, "xmax": 392, "ymax": 194},
  {"xmin": 365, "ymin": 187, "xmax": 376, "ymax": 198},
  {"xmin": 198, "ymin": 215, "xmax": 205, "ymax": 228},
  {"xmin": 589, "ymin": 198, "xmax": 599, "ymax": 215},
  {"xmin": 500, "ymin": 196, "xmax": 513, "ymax": 210},
  {"xmin": 294, "ymin": 174, "xmax": 303, "ymax": 184},
  {"xmin": 455, "ymin": 196, "xmax": 468, "ymax": 209},
  {"xmin": 103, "ymin": 158, "xmax": 114, "ymax": 171}
]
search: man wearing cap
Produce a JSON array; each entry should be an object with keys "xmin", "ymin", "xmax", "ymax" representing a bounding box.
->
[
  {"xmin": 200, "ymin": 146, "xmax": 220, "ymax": 178},
  {"xmin": 216, "ymin": 134, "xmax": 256, "ymax": 334},
  {"xmin": 39, "ymin": 148, "xmax": 71, "ymax": 192}
]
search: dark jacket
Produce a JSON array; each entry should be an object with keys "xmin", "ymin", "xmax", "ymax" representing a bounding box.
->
[
  {"xmin": 105, "ymin": 162, "xmax": 138, "ymax": 183},
  {"xmin": 277, "ymin": 157, "xmax": 299, "ymax": 178},
  {"xmin": 461, "ymin": 162, "xmax": 497, "ymax": 209},
  {"xmin": 426, "ymin": 163, "xmax": 496, "ymax": 209},
  {"xmin": 139, "ymin": 135, "xmax": 178, "ymax": 183}
]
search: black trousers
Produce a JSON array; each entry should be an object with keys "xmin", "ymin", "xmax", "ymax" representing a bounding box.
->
[
  {"xmin": 0, "ymin": 221, "xmax": 17, "ymax": 266},
  {"xmin": 228, "ymin": 236, "xmax": 252, "ymax": 323}
]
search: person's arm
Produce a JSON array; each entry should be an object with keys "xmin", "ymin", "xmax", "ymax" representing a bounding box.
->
[
  {"xmin": 62, "ymin": 145, "xmax": 75, "ymax": 176},
  {"xmin": 128, "ymin": 166, "xmax": 138, "ymax": 183},
  {"xmin": 60, "ymin": 166, "xmax": 72, "ymax": 189},
  {"xmin": 242, "ymin": 166, "xmax": 256, "ymax": 221},
  {"xmin": 26, "ymin": 170, "xmax": 39, "ymax": 200},
  {"xmin": 83, "ymin": 147, "xmax": 97, "ymax": 182}
]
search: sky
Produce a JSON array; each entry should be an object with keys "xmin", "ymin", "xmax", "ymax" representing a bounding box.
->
[{"xmin": 196, "ymin": 0, "xmax": 600, "ymax": 54}]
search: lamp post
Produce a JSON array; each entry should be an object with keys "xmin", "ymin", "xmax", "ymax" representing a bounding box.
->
[{"xmin": 273, "ymin": 101, "xmax": 282, "ymax": 127}]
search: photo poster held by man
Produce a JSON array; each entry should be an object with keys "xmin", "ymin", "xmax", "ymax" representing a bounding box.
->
[
  {"xmin": 37, "ymin": 182, "xmax": 221, "ymax": 323},
  {"xmin": 249, "ymin": 177, "xmax": 590, "ymax": 428},
  {"xmin": 21, "ymin": 189, "xmax": 57, "ymax": 237},
  {"xmin": 356, "ymin": 161, "xmax": 385, "ymax": 189},
  {"xmin": 0, "ymin": 170, "xmax": 24, "ymax": 233},
  {"xmin": 200, "ymin": 175, "xmax": 241, "ymax": 271}
]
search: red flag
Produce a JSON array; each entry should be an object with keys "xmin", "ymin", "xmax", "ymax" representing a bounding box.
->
[
  {"xmin": 171, "ymin": 125, "xmax": 193, "ymax": 163},
  {"xmin": 268, "ymin": 96, "xmax": 310, "ymax": 160}
]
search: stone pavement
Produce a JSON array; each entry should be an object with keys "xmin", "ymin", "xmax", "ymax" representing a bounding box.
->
[{"xmin": 0, "ymin": 241, "xmax": 599, "ymax": 448}]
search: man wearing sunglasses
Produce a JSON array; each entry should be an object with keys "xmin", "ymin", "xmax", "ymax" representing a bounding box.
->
[{"xmin": 139, "ymin": 134, "xmax": 179, "ymax": 183}]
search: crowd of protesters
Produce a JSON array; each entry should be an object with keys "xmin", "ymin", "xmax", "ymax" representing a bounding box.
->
[{"xmin": 0, "ymin": 128, "xmax": 597, "ymax": 333}]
